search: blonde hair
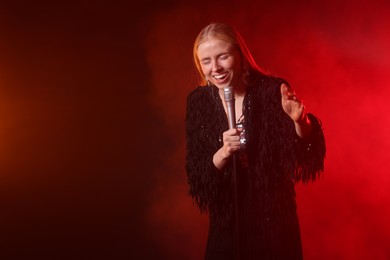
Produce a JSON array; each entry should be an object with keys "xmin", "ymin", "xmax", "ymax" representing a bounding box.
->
[{"xmin": 193, "ymin": 23, "xmax": 265, "ymax": 86}]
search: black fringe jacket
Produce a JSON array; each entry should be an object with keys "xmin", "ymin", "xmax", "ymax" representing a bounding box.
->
[{"xmin": 185, "ymin": 74, "xmax": 326, "ymax": 260}]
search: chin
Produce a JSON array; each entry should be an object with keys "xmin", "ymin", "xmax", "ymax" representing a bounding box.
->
[{"xmin": 214, "ymin": 84, "xmax": 225, "ymax": 90}]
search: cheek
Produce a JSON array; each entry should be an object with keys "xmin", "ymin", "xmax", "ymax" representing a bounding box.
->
[
  {"xmin": 224, "ymin": 58, "xmax": 238, "ymax": 70},
  {"xmin": 201, "ymin": 65, "xmax": 211, "ymax": 75}
]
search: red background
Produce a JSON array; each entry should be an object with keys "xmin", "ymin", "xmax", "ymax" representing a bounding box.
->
[{"xmin": 1, "ymin": 0, "xmax": 389, "ymax": 259}]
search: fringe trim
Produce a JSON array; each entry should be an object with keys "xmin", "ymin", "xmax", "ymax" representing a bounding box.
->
[{"xmin": 185, "ymin": 74, "xmax": 326, "ymax": 232}]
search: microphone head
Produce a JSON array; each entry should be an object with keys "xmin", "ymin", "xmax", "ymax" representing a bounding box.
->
[
  {"xmin": 223, "ymin": 86, "xmax": 236, "ymax": 129},
  {"xmin": 223, "ymin": 86, "xmax": 234, "ymax": 102}
]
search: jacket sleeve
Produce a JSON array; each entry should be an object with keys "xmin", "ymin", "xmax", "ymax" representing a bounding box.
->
[
  {"xmin": 185, "ymin": 89, "xmax": 228, "ymax": 213},
  {"xmin": 269, "ymin": 77, "xmax": 326, "ymax": 183},
  {"xmin": 292, "ymin": 113, "xmax": 326, "ymax": 182}
]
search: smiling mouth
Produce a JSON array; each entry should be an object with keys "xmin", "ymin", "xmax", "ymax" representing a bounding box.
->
[{"xmin": 213, "ymin": 72, "xmax": 228, "ymax": 80}]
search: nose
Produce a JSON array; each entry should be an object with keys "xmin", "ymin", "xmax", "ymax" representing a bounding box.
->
[{"xmin": 211, "ymin": 60, "xmax": 221, "ymax": 71}]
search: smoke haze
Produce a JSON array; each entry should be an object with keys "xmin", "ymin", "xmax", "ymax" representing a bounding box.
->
[{"xmin": 1, "ymin": 0, "xmax": 389, "ymax": 259}]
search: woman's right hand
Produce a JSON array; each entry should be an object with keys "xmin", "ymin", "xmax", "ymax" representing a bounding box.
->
[
  {"xmin": 221, "ymin": 128, "xmax": 241, "ymax": 158},
  {"xmin": 213, "ymin": 128, "xmax": 242, "ymax": 170}
]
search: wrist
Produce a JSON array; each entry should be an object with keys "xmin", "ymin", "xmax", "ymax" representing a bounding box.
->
[
  {"xmin": 295, "ymin": 113, "xmax": 310, "ymax": 125},
  {"xmin": 220, "ymin": 149, "xmax": 229, "ymax": 159},
  {"xmin": 294, "ymin": 113, "xmax": 313, "ymax": 139}
]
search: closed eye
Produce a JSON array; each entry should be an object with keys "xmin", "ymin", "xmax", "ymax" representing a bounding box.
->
[
  {"xmin": 200, "ymin": 58, "xmax": 211, "ymax": 65},
  {"xmin": 219, "ymin": 54, "xmax": 229, "ymax": 60}
]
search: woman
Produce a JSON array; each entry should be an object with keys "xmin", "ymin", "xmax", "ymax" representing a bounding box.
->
[{"xmin": 185, "ymin": 23, "xmax": 325, "ymax": 259}]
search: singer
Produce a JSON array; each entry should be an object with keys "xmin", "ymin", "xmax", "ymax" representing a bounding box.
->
[{"xmin": 185, "ymin": 23, "xmax": 326, "ymax": 259}]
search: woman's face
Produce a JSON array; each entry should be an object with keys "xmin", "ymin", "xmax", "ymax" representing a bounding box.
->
[{"xmin": 197, "ymin": 38, "xmax": 242, "ymax": 90}]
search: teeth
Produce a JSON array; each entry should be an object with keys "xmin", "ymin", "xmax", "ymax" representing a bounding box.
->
[{"xmin": 214, "ymin": 73, "xmax": 227, "ymax": 79}]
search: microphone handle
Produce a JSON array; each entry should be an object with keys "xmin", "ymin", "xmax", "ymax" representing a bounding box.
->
[{"xmin": 226, "ymin": 101, "xmax": 236, "ymax": 129}]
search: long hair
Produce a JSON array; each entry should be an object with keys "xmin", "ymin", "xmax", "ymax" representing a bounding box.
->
[{"xmin": 193, "ymin": 23, "xmax": 266, "ymax": 86}]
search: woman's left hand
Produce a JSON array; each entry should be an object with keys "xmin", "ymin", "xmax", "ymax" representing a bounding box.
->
[{"xmin": 280, "ymin": 83, "xmax": 306, "ymax": 123}]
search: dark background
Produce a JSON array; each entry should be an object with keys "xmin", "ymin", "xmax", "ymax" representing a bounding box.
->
[{"xmin": 1, "ymin": 0, "xmax": 390, "ymax": 259}]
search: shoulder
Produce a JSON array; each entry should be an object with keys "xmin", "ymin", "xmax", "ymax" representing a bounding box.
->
[
  {"xmin": 185, "ymin": 86, "xmax": 217, "ymax": 124},
  {"xmin": 186, "ymin": 85, "xmax": 214, "ymax": 104},
  {"xmin": 249, "ymin": 74, "xmax": 290, "ymax": 95},
  {"xmin": 258, "ymin": 74, "xmax": 289, "ymax": 88}
]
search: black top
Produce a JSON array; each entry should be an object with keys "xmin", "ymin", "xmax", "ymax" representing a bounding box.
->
[{"xmin": 185, "ymin": 73, "xmax": 326, "ymax": 259}]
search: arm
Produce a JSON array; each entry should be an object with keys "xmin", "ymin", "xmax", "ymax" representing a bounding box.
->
[
  {"xmin": 185, "ymin": 90, "xmax": 229, "ymax": 212},
  {"xmin": 279, "ymin": 82, "xmax": 326, "ymax": 182}
]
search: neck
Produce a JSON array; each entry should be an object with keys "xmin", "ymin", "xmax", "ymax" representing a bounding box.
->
[
  {"xmin": 219, "ymin": 83, "xmax": 246, "ymax": 97},
  {"xmin": 234, "ymin": 85, "xmax": 246, "ymax": 97}
]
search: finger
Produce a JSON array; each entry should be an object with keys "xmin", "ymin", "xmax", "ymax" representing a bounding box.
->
[
  {"xmin": 287, "ymin": 92, "xmax": 302, "ymax": 103},
  {"xmin": 225, "ymin": 128, "xmax": 240, "ymax": 136},
  {"xmin": 280, "ymin": 83, "xmax": 289, "ymax": 100},
  {"xmin": 281, "ymin": 83, "xmax": 299, "ymax": 102},
  {"xmin": 227, "ymin": 136, "xmax": 240, "ymax": 143},
  {"xmin": 280, "ymin": 83, "xmax": 288, "ymax": 94},
  {"xmin": 285, "ymin": 88, "xmax": 296, "ymax": 99},
  {"xmin": 224, "ymin": 140, "xmax": 241, "ymax": 154},
  {"xmin": 223, "ymin": 134, "xmax": 240, "ymax": 144}
]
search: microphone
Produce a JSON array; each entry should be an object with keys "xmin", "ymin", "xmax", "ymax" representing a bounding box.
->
[
  {"xmin": 223, "ymin": 86, "xmax": 236, "ymax": 130},
  {"xmin": 223, "ymin": 87, "xmax": 240, "ymax": 259}
]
